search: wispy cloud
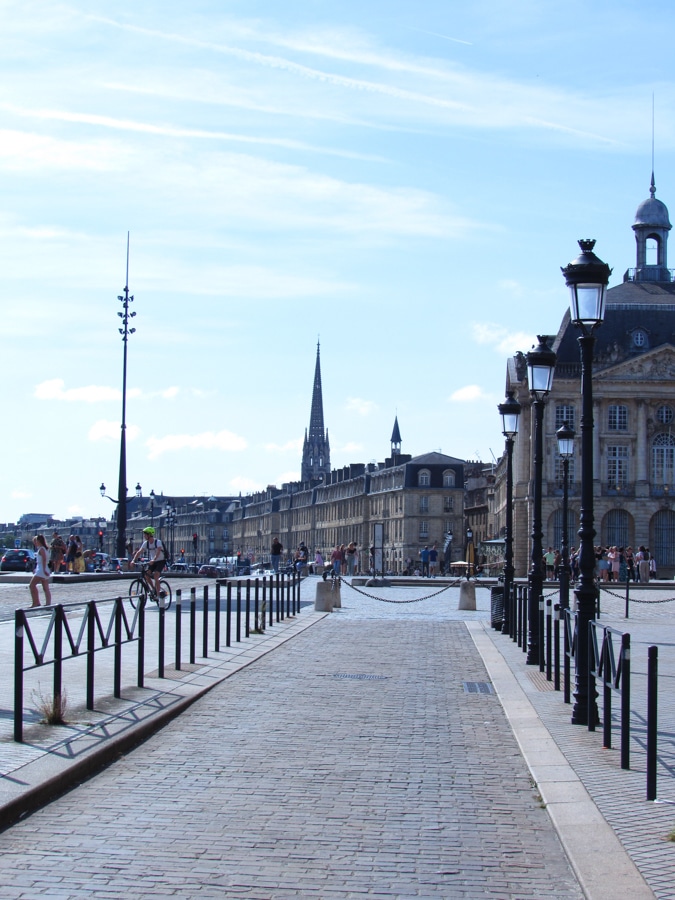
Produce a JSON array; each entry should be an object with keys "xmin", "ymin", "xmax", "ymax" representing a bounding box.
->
[
  {"xmin": 11, "ymin": 490, "xmax": 32, "ymax": 500},
  {"xmin": 336, "ymin": 442, "xmax": 363, "ymax": 454},
  {"xmin": 34, "ymin": 379, "xmax": 181, "ymax": 403},
  {"xmin": 0, "ymin": 102, "xmax": 383, "ymax": 162},
  {"xmin": 448, "ymin": 385, "xmax": 489, "ymax": 403},
  {"xmin": 265, "ymin": 439, "xmax": 303, "ymax": 453},
  {"xmin": 88, "ymin": 420, "xmax": 141, "ymax": 442},
  {"xmin": 345, "ymin": 397, "xmax": 377, "ymax": 416},
  {"xmin": 146, "ymin": 430, "xmax": 247, "ymax": 460},
  {"xmin": 230, "ymin": 475, "xmax": 263, "ymax": 493},
  {"xmin": 276, "ymin": 470, "xmax": 300, "ymax": 484},
  {"xmin": 471, "ymin": 322, "xmax": 535, "ymax": 356}
]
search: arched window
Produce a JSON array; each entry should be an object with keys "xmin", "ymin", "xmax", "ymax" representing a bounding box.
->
[
  {"xmin": 653, "ymin": 510, "xmax": 675, "ymax": 567},
  {"xmin": 552, "ymin": 508, "xmax": 577, "ymax": 552},
  {"xmin": 604, "ymin": 509, "xmax": 630, "ymax": 549},
  {"xmin": 646, "ymin": 235, "xmax": 660, "ymax": 266},
  {"xmin": 418, "ymin": 469, "xmax": 431, "ymax": 487},
  {"xmin": 443, "ymin": 470, "xmax": 455, "ymax": 487},
  {"xmin": 651, "ymin": 433, "xmax": 675, "ymax": 487}
]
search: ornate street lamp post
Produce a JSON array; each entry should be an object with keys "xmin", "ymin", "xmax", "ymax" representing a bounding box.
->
[
  {"xmin": 498, "ymin": 390, "xmax": 521, "ymax": 636},
  {"xmin": 115, "ymin": 235, "xmax": 136, "ymax": 561},
  {"xmin": 100, "ymin": 480, "xmax": 141, "ymax": 558},
  {"xmin": 526, "ymin": 336, "xmax": 557, "ymax": 666},
  {"xmin": 465, "ymin": 526, "xmax": 474, "ymax": 577},
  {"xmin": 556, "ymin": 421, "xmax": 575, "ymax": 611},
  {"xmin": 562, "ymin": 239, "xmax": 611, "ymax": 725}
]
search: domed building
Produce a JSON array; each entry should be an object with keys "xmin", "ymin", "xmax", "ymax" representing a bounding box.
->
[{"xmin": 501, "ymin": 175, "xmax": 675, "ymax": 577}]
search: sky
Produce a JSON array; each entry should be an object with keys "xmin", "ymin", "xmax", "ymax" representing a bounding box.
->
[{"xmin": 3, "ymin": 0, "xmax": 675, "ymax": 525}]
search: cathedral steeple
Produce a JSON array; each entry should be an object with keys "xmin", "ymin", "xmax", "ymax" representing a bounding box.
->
[{"xmin": 301, "ymin": 342, "xmax": 330, "ymax": 483}]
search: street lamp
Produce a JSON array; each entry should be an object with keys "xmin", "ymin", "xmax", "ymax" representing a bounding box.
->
[
  {"xmin": 556, "ymin": 421, "xmax": 575, "ymax": 612},
  {"xmin": 149, "ymin": 489, "xmax": 156, "ymax": 531},
  {"xmin": 562, "ymin": 238, "xmax": 611, "ymax": 725},
  {"xmin": 114, "ymin": 234, "xmax": 136, "ymax": 560},
  {"xmin": 498, "ymin": 389, "xmax": 521, "ymax": 636},
  {"xmin": 526, "ymin": 335, "xmax": 557, "ymax": 666},
  {"xmin": 466, "ymin": 526, "xmax": 474, "ymax": 577}
]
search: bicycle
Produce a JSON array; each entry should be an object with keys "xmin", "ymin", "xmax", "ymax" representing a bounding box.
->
[{"xmin": 128, "ymin": 562, "xmax": 173, "ymax": 611}]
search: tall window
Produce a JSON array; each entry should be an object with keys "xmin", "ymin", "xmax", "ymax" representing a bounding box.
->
[
  {"xmin": 444, "ymin": 496, "xmax": 454, "ymax": 512},
  {"xmin": 555, "ymin": 405, "xmax": 575, "ymax": 430},
  {"xmin": 608, "ymin": 405, "xmax": 627, "ymax": 430},
  {"xmin": 554, "ymin": 454, "xmax": 576, "ymax": 485},
  {"xmin": 607, "ymin": 446, "xmax": 628, "ymax": 487},
  {"xmin": 418, "ymin": 470, "xmax": 430, "ymax": 486},
  {"xmin": 654, "ymin": 509, "xmax": 675, "ymax": 567},
  {"xmin": 605, "ymin": 509, "xmax": 629, "ymax": 549},
  {"xmin": 652, "ymin": 433, "xmax": 675, "ymax": 486},
  {"xmin": 419, "ymin": 496, "xmax": 429, "ymax": 513},
  {"xmin": 419, "ymin": 520, "xmax": 429, "ymax": 537},
  {"xmin": 443, "ymin": 470, "xmax": 455, "ymax": 487},
  {"xmin": 552, "ymin": 508, "xmax": 577, "ymax": 552}
]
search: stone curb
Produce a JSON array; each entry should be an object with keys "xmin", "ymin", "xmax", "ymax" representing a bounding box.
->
[{"xmin": 467, "ymin": 621, "xmax": 655, "ymax": 900}]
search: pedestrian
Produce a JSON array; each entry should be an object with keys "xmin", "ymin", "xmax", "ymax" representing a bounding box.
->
[
  {"xmin": 544, "ymin": 547, "xmax": 556, "ymax": 580},
  {"xmin": 649, "ymin": 551, "xmax": 657, "ymax": 580},
  {"xmin": 346, "ymin": 541, "xmax": 357, "ymax": 576},
  {"xmin": 339, "ymin": 544, "xmax": 347, "ymax": 576},
  {"xmin": 314, "ymin": 549, "xmax": 324, "ymax": 568},
  {"xmin": 73, "ymin": 535, "xmax": 85, "ymax": 574},
  {"xmin": 636, "ymin": 546, "xmax": 650, "ymax": 584},
  {"xmin": 330, "ymin": 544, "xmax": 342, "ymax": 577},
  {"xmin": 420, "ymin": 545, "xmax": 430, "ymax": 577},
  {"xmin": 65, "ymin": 534, "xmax": 77, "ymax": 573},
  {"xmin": 618, "ymin": 547, "xmax": 627, "ymax": 583},
  {"xmin": 49, "ymin": 531, "xmax": 66, "ymax": 573},
  {"xmin": 29, "ymin": 534, "xmax": 52, "ymax": 608},
  {"xmin": 429, "ymin": 543, "xmax": 439, "ymax": 577},
  {"xmin": 625, "ymin": 547, "xmax": 635, "ymax": 581},
  {"xmin": 270, "ymin": 536, "xmax": 283, "ymax": 574},
  {"xmin": 607, "ymin": 546, "xmax": 620, "ymax": 583}
]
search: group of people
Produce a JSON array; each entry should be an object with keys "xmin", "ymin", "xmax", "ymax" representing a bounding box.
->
[
  {"xmin": 28, "ymin": 526, "xmax": 168, "ymax": 608},
  {"xmin": 543, "ymin": 544, "xmax": 657, "ymax": 584}
]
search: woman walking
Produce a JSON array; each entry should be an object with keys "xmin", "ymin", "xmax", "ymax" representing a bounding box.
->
[{"xmin": 29, "ymin": 534, "xmax": 52, "ymax": 607}]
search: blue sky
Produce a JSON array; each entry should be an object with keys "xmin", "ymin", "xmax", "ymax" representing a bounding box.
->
[{"xmin": 3, "ymin": 0, "xmax": 675, "ymax": 524}]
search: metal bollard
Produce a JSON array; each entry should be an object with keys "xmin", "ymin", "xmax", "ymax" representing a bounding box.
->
[
  {"xmin": 175, "ymin": 589, "xmax": 182, "ymax": 671},
  {"xmin": 647, "ymin": 645, "xmax": 658, "ymax": 801},
  {"xmin": 202, "ymin": 585, "xmax": 209, "ymax": 659}
]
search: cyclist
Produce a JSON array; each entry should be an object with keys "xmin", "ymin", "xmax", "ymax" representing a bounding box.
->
[{"xmin": 130, "ymin": 527, "xmax": 167, "ymax": 598}]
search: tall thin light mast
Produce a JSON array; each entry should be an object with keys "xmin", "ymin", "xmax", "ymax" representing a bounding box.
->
[{"xmin": 116, "ymin": 233, "xmax": 136, "ymax": 559}]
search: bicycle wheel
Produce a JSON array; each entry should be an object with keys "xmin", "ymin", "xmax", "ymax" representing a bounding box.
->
[
  {"xmin": 158, "ymin": 579, "xmax": 173, "ymax": 611},
  {"xmin": 129, "ymin": 578, "xmax": 147, "ymax": 609}
]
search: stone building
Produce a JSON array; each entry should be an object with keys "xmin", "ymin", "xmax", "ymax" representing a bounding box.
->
[{"xmin": 500, "ymin": 175, "xmax": 675, "ymax": 577}]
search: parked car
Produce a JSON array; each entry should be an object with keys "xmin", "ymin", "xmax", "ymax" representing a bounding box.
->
[
  {"xmin": 170, "ymin": 562, "xmax": 190, "ymax": 573},
  {"xmin": 108, "ymin": 557, "xmax": 127, "ymax": 572},
  {"xmin": 0, "ymin": 549, "xmax": 36, "ymax": 572}
]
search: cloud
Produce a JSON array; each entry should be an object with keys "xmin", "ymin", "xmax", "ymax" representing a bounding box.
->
[
  {"xmin": 448, "ymin": 385, "xmax": 488, "ymax": 403},
  {"xmin": 345, "ymin": 397, "xmax": 377, "ymax": 416},
  {"xmin": 336, "ymin": 442, "xmax": 363, "ymax": 454},
  {"xmin": 275, "ymin": 470, "xmax": 300, "ymax": 484},
  {"xmin": 67, "ymin": 505, "xmax": 85, "ymax": 516},
  {"xmin": 230, "ymin": 475, "xmax": 263, "ymax": 493},
  {"xmin": 35, "ymin": 379, "xmax": 120, "ymax": 403},
  {"xmin": 0, "ymin": 128, "xmax": 127, "ymax": 172},
  {"xmin": 471, "ymin": 322, "xmax": 535, "ymax": 356},
  {"xmin": 11, "ymin": 490, "xmax": 31, "ymax": 500},
  {"xmin": 265, "ymin": 439, "xmax": 303, "ymax": 452},
  {"xmin": 35, "ymin": 379, "xmax": 181, "ymax": 403},
  {"xmin": 145, "ymin": 430, "xmax": 247, "ymax": 460},
  {"xmin": 89, "ymin": 420, "xmax": 141, "ymax": 442}
]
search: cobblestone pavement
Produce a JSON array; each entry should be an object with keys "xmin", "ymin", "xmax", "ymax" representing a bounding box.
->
[{"xmin": 0, "ymin": 601, "xmax": 584, "ymax": 898}]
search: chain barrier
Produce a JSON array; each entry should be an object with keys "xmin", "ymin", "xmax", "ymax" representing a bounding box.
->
[
  {"xmin": 597, "ymin": 583, "xmax": 675, "ymax": 605},
  {"xmin": 340, "ymin": 576, "xmax": 463, "ymax": 604}
]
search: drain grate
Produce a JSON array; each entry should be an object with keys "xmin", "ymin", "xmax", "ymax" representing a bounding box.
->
[
  {"xmin": 329, "ymin": 673, "xmax": 390, "ymax": 681},
  {"xmin": 463, "ymin": 681, "xmax": 494, "ymax": 694}
]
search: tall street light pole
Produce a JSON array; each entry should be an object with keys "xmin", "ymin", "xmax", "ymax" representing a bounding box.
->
[
  {"xmin": 498, "ymin": 390, "xmax": 521, "ymax": 637},
  {"xmin": 115, "ymin": 234, "xmax": 136, "ymax": 561},
  {"xmin": 562, "ymin": 239, "xmax": 611, "ymax": 726},
  {"xmin": 525, "ymin": 336, "xmax": 557, "ymax": 666},
  {"xmin": 556, "ymin": 421, "xmax": 575, "ymax": 611}
]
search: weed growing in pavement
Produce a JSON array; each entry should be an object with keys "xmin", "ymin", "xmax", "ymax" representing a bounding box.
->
[
  {"xmin": 32, "ymin": 685, "xmax": 69, "ymax": 725},
  {"xmin": 666, "ymin": 828, "xmax": 675, "ymax": 843}
]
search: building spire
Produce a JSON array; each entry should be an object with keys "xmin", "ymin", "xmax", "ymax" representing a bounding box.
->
[
  {"xmin": 301, "ymin": 342, "xmax": 331, "ymax": 483},
  {"xmin": 391, "ymin": 415, "xmax": 402, "ymax": 456}
]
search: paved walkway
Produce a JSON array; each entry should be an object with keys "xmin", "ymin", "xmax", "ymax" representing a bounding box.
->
[{"xmin": 0, "ymin": 575, "xmax": 673, "ymax": 897}]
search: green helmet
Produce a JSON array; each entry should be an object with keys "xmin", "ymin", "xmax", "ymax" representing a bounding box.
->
[{"xmin": 143, "ymin": 527, "xmax": 155, "ymax": 536}]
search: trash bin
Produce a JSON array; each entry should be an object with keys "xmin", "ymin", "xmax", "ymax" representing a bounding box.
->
[{"xmin": 490, "ymin": 586, "xmax": 504, "ymax": 630}]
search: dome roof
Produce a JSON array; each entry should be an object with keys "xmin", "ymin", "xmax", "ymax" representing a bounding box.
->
[{"xmin": 634, "ymin": 196, "xmax": 671, "ymax": 229}]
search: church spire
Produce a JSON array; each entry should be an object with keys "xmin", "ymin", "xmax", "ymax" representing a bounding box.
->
[
  {"xmin": 390, "ymin": 416, "xmax": 402, "ymax": 456},
  {"xmin": 301, "ymin": 342, "xmax": 331, "ymax": 483}
]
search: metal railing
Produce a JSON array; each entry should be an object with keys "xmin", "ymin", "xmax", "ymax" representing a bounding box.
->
[{"xmin": 14, "ymin": 573, "xmax": 301, "ymax": 743}]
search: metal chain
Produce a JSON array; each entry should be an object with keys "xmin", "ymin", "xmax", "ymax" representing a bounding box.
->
[
  {"xmin": 341, "ymin": 577, "xmax": 461, "ymax": 604},
  {"xmin": 598, "ymin": 584, "xmax": 675, "ymax": 605}
]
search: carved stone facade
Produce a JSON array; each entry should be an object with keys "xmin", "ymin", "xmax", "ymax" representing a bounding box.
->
[{"xmin": 499, "ymin": 177, "xmax": 675, "ymax": 577}]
